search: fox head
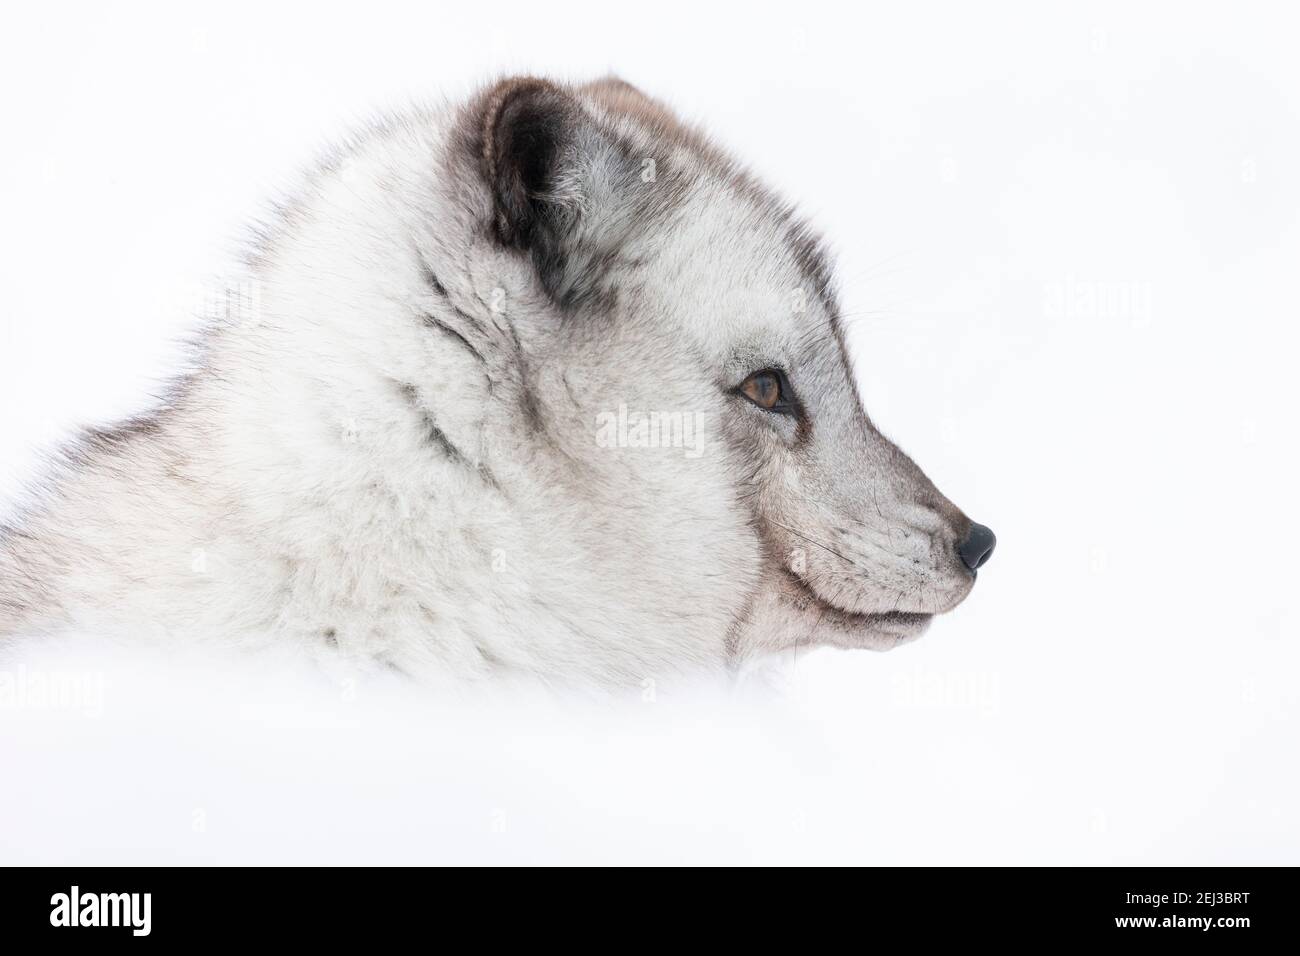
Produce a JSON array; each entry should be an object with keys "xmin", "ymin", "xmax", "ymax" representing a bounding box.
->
[
  {"xmin": 414, "ymin": 76, "xmax": 996, "ymax": 667},
  {"xmin": 0, "ymin": 75, "xmax": 994, "ymax": 683}
]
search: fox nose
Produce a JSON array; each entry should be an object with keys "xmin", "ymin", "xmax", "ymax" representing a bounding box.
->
[{"xmin": 958, "ymin": 522, "xmax": 996, "ymax": 572}]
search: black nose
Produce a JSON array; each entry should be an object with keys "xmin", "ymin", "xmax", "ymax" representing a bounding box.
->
[{"xmin": 958, "ymin": 523, "xmax": 996, "ymax": 572}]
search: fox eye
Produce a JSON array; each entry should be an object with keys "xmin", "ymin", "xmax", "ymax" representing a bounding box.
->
[{"xmin": 738, "ymin": 369, "xmax": 796, "ymax": 414}]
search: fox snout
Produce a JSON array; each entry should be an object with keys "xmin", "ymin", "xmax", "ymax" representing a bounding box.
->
[
  {"xmin": 916, "ymin": 494, "xmax": 997, "ymax": 602},
  {"xmin": 773, "ymin": 413, "xmax": 996, "ymax": 638}
]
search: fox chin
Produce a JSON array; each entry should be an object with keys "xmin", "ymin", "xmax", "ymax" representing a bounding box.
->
[{"xmin": 0, "ymin": 76, "xmax": 995, "ymax": 686}]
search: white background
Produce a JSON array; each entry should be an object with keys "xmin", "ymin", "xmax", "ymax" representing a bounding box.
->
[{"xmin": 1, "ymin": 1, "xmax": 1297, "ymax": 864}]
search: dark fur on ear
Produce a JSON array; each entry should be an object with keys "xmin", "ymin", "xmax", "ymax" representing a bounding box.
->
[
  {"xmin": 480, "ymin": 78, "xmax": 579, "ymax": 253},
  {"xmin": 474, "ymin": 76, "xmax": 653, "ymax": 309}
]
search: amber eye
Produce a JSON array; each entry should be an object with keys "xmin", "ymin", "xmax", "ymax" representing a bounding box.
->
[{"xmin": 738, "ymin": 369, "xmax": 795, "ymax": 414}]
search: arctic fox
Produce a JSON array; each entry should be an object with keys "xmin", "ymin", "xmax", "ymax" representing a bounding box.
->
[{"xmin": 0, "ymin": 76, "xmax": 995, "ymax": 685}]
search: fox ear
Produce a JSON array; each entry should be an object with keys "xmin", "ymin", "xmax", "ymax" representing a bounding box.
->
[
  {"xmin": 478, "ymin": 77, "xmax": 638, "ymax": 305},
  {"xmin": 480, "ymin": 78, "xmax": 581, "ymax": 252}
]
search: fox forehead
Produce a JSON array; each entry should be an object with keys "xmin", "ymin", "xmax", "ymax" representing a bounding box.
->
[
  {"xmin": 569, "ymin": 79, "xmax": 839, "ymax": 317},
  {"xmin": 622, "ymin": 196, "xmax": 840, "ymax": 354}
]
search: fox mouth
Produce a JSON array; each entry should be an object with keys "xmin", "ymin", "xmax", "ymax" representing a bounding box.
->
[{"xmin": 781, "ymin": 569, "xmax": 933, "ymax": 634}]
